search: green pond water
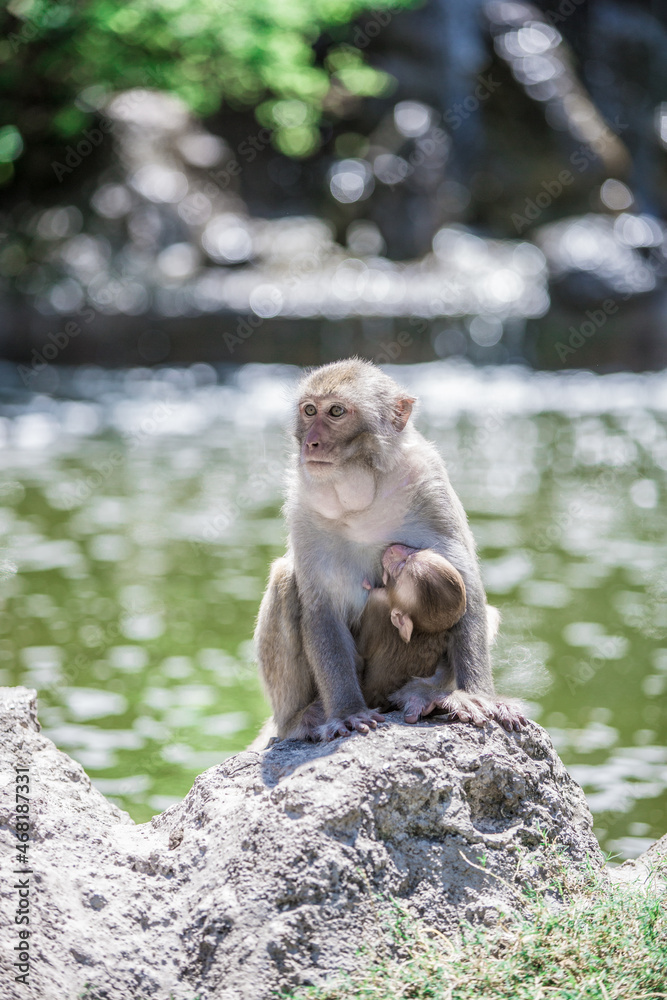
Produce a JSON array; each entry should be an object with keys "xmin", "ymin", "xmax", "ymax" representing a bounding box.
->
[{"xmin": 2, "ymin": 361, "xmax": 666, "ymax": 860}]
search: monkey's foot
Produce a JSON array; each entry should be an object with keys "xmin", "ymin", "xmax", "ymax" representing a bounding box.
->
[
  {"xmin": 316, "ymin": 709, "xmax": 385, "ymax": 742},
  {"xmin": 281, "ymin": 700, "xmax": 326, "ymax": 741},
  {"xmin": 444, "ymin": 693, "xmax": 528, "ymax": 732},
  {"xmin": 297, "ymin": 700, "xmax": 327, "ymax": 741},
  {"xmin": 424, "ymin": 691, "xmax": 490, "ymax": 727},
  {"xmin": 394, "ymin": 685, "xmax": 527, "ymax": 731},
  {"xmin": 484, "ymin": 696, "xmax": 528, "ymax": 732},
  {"xmin": 389, "ymin": 679, "xmax": 440, "ymax": 724},
  {"xmin": 390, "ymin": 681, "xmax": 490, "ymax": 727}
]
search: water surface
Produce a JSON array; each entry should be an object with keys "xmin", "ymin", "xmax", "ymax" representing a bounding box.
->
[{"xmin": 2, "ymin": 361, "xmax": 666, "ymax": 859}]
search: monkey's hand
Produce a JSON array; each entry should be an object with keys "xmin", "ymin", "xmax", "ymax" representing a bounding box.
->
[{"xmin": 316, "ymin": 708, "xmax": 385, "ymax": 741}]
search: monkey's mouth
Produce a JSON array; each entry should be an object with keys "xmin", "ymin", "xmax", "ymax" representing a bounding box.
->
[{"xmin": 302, "ymin": 458, "xmax": 337, "ymax": 477}]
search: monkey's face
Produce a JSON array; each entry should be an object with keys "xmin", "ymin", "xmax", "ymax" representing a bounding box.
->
[
  {"xmin": 296, "ymin": 394, "xmax": 366, "ymax": 475},
  {"xmin": 382, "ymin": 545, "xmax": 420, "ymax": 643},
  {"xmin": 381, "ymin": 543, "xmax": 418, "ymax": 584}
]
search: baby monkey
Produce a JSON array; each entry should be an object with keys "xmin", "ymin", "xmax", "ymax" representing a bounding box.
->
[
  {"xmin": 355, "ymin": 544, "xmax": 468, "ymax": 721},
  {"xmin": 252, "ymin": 542, "xmax": 505, "ymax": 746}
]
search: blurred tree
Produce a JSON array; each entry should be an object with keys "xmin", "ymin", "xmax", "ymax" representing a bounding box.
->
[{"xmin": 0, "ymin": 0, "xmax": 418, "ymax": 185}]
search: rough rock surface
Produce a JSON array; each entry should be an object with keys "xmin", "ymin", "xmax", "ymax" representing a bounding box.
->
[
  {"xmin": 611, "ymin": 831, "xmax": 667, "ymax": 890},
  {"xmin": 0, "ymin": 686, "xmax": 606, "ymax": 1000}
]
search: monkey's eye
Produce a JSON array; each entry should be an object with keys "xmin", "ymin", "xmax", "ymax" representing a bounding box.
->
[
  {"xmin": 329, "ymin": 404, "xmax": 345, "ymax": 417},
  {"xmin": 303, "ymin": 403, "xmax": 317, "ymax": 417}
]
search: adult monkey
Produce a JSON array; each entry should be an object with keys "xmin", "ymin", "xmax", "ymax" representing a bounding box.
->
[{"xmin": 255, "ymin": 358, "xmax": 525, "ymax": 741}]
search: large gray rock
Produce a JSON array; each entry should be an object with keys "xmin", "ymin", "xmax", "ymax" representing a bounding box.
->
[{"xmin": 0, "ymin": 686, "xmax": 605, "ymax": 1000}]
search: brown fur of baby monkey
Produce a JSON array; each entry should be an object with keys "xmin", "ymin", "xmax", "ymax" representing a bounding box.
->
[
  {"xmin": 355, "ymin": 545, "xmax": 467, "ymax": 711},
  {"xmin": 254, "ymin": 358, "xmax": 527, "ymax": 743}
]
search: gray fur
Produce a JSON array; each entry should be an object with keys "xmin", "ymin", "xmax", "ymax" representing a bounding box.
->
[{"xmin": 255, "ymin": 359, "xmax": 526, "ymax": 740}]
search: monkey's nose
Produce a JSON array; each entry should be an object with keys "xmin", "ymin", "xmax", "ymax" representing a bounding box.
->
[{"xmin": 304, "ymin": 427, "xmax": 321, "ymax": 450}]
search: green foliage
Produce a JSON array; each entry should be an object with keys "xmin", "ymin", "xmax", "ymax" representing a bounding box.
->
[
  {"xmin": 0, "ymin": 125, "xmax": 23, "ymax": 162},
  {"xmin": 0, "ymin": 0, "xmax": 417, "ymax": 175}
]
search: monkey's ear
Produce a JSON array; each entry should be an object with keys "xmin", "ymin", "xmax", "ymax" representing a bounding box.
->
[
  {"xmin": 392, "ymin": 396, "xmax": 415, "ymax": 432},
  {"xmin": 390, "ymin": 608, "xmax": 414, "ymax": 643}
]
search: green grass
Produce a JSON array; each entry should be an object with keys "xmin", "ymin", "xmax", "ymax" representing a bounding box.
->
[{"xmin": 292, "ymin": 857, "xmax": 667, "ymax": 1000}]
